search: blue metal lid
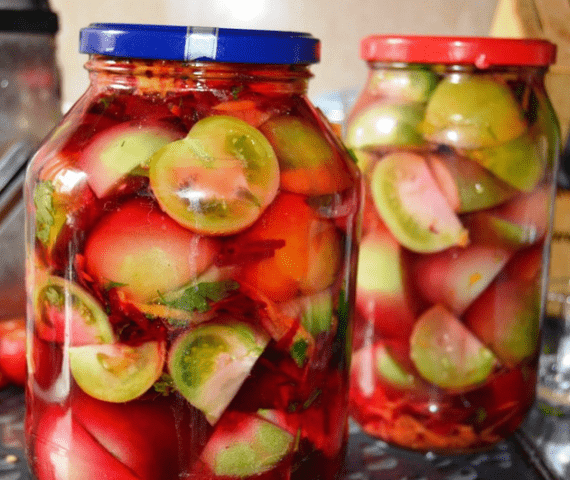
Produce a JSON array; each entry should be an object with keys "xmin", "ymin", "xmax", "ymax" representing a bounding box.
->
[{"xmin": 79, "ymin": 23, "xmax": 320, "ymax": 64}]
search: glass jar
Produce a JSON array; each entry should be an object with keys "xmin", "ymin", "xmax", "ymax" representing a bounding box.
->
[
  {"xmin": 24, "ymin": 24, "xmax": 361, "ymax": 480},
  {"xmin": 0, "ymin": 0, "xmax": 60, "ymax": 390},
  {"xmin": 345, "ymin": 35, "xmax": 559, "ymax": 453}
]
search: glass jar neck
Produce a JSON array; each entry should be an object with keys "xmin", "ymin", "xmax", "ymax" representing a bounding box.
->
[
  {"xmin": 85, "ymin": 55, "xmax": 312, "ymax": 95},
  {"xmin": 366, "ymin": 60, "xmax": 548, "ymax": 77}
]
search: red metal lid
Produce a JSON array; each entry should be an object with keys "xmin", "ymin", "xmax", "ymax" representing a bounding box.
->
[{"xmin": 361, "ymin": 35, "xmax": 557, "ymax": 68}]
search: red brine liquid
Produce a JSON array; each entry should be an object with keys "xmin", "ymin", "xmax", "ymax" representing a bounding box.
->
[
  {"xmin": 345, "ymin": 62, "xmax": 556, "ymax": 452},
  {"xmin": 25, "ymin": 59, "xmax": 361, "ymax": 480}
]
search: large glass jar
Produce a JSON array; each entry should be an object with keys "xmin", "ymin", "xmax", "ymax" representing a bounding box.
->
[
  {"xmin": 24, "ymin": 24, "xmax": 361, "ymax": 480},
  {"xmin": 345, "ymin": 36, "xmax": 559, "ymax": 453}
]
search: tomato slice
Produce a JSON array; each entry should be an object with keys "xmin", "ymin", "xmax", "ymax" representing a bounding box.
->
[{"xmin": 149, "ymin": 115, "xmax": 280, "ymax": 235}]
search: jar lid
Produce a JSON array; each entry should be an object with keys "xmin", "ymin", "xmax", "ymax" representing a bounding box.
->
[
  {"xmin": 361, "ymin": 35, "xmax": 556, "ymax": 68},
  {"xmin": 79, "ymin": 23, "xmax": 320, "ymax": 64}
]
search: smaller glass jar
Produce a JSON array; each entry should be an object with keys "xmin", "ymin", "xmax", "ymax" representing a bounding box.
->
[
  {"xmin": 345, "ymin": 35, "xmax": 559, "ymax": 453},
  {"xmin": 24, "ymin": 24, "xmax": 361, "ymax": 480}
]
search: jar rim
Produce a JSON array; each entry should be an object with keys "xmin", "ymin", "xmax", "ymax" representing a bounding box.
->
[
  {"xmin": 80, "ymin": 23, "xmax": 320, "ymax": 65},
  {"xmin": 361, "ymin": 35, "xmax": 557, "ymax": 68}
]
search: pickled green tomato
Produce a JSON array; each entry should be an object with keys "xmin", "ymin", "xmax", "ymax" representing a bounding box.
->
[
  {"xmin": 465, "ymin": 134, "xmax": 546, "ymax": 192},
  {"xmin": 375, "ymin": 345, "xmax": 418, "ymax": 389},
  {"xmin": 201, "ymin": 411, "xmax": 294, "ymax": 477},
  {"xmin": 33, "ymin": 275, "xmax": 115, "ymax": 346},
  {"xmin": 69, "ymin": 341, "xmax": 166, "ymax": 403},
  {"xmin": 421, "ymin": 76, "xmax": 527, "ymax": 149},
  {"xmin": 80, "ymin": 122, "xmax": 183, "ymax": 198},
  {"xmin": 410, "ymin": 305, "xmax": 496, "ymax": 390},
  {"xmin": 464, "ymin": 280, "xmax": 540, "ymax": 366},
  {"xmin": 168, "ymin": 321, "xmax": 269, "ymax": 424},
  {"xmin": 426, "ymin": 152, "xmax": 517, "ymax": 213},
  {"xmin": 345, "ymin": 103, "xmax": 426, "ymax": 149},
  {"xmin": 149, "ymin": 116, "xmax": 280, "ymax": 235},
  {"xmin": 368, "ymin": 68, "xmax": 438, "ymax": 102},
  {"xmin": 259, "ymin": 115, "xmax": 351, "ymax": 195},
  {"xmin": 278, "ymin": 290, "xmax": 334, "ymax": 337},
  {"xmin": 370, "ymin": 152, "xmax": 468, "ymax": 253}
]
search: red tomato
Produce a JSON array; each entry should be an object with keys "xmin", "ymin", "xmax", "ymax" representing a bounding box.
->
[{"xmin": 0, "ymin": 318, "xmax": 27, "ymax": 386}]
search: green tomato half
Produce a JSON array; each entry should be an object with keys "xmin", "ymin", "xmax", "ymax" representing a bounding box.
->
[{"xmin": 149, "ymin": 115, "xmax": 280, "ymax": 235}]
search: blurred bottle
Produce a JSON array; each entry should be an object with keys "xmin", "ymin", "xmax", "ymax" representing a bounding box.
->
[
  {"xmin": 0, "ymin": 0, "xmax": 60, "ymax": 388},
  {"xmin": 1, "ymin": 0, "xmax": 61, "ymax": 158}
]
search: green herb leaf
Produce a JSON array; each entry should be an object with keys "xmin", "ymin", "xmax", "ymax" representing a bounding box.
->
[
  {"xmin": 231, "ymin": 85, "xmax": 244, "ymax": 100},
  {"xmin": 98, "ymin": 95, "xmax": 115, "ymax": 110},
  {"xmin": 153, "ymin": 373, "xmax": 175, "ymax": 396},
  {"xmin": 346, "ymin": 148, "xmax": 359, "ymax": 164},
  {"xmin": 290, "ymin": 339, "xmax": 309, "ymax": 367},
  {"xmin": 159, "ymin": 280, "xmax": 239, "ymax": 314},
  {"xmin": 302, "ymin": 388, "xmax": 322, "ymax": 410},
  {"xmin": 33, "ymin": 181, "xmax": 55, "ymax": 245},
  {"xmin": 475, "ymin": 407, "xmax": 487, "ymax": 423},
  {"xmin": 104, "ymin": 280, "xmax": 129, "ymax": 291}
]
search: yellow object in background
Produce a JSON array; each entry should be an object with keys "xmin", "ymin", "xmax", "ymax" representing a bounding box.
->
[
  {"xmin": 490, "ymin": 0, "xmax": 530, "ymax": 37},
  {"xmin": 546, "ymin": 191, "xmax": 570, "ymax": 318},
  {"xmin": 491, "ymin": 0, "xmax": 570, "ymax": 145},
  {"xmin": 491, "ymin": 0, "xmax": 570, "ymax": 319}
]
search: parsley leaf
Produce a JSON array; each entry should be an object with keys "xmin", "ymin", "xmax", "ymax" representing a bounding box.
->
[
  {"xmin": 104, "ymin": 280, "xmax": 128, "ymax": 291},
  {"xmin": 33, "ymin": 181, "xmax": 55, "ymax": 245},
  {"xmin": 159, "ymin": 280, "xmax": 239, "ymax": 314},
  {"xmin": 231, "ymin": 85, "xmax": 244, "ymax": 100},
  {"xmin": 153, "ymin": 373, "xmax": 175, "ymax": 396},
  {"xmin": 290, "ymin": 339, "xmax": 309, "ymax": 367}
]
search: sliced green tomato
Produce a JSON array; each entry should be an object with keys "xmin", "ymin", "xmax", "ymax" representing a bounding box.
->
[
  {"xmin": 80, "ymin": 122, "xmax": 182, "ymax": 198},
  {"xmin": 278, "ymin": 290, "xmax": 334, "ymax": 337},
  {"xmin": 465, "ymin": 187, "xmax": 549, "ymax": 249},
  {"xmin": 260, "ymin": 116, "xmax": 334, "ymax": 170},
  {"xmin": 200, "ymin": 411, "xmax": 294, "ymax": 478},
  {"xmin": 69, "ymin": 341, "xmax": 165, "ymax": 402},
  {"xmin": 370, "ymin": 152, "xmax": 468, "ymax": 253},
  {"xmin": 34, "ymin": 275, "xmax": 115, "ymax": 346},
  {"xmin": 421, "ymin": 76, "xmax": 527, "ymax": 149},
  {"xmin": 84, "ymin": 198, "xmax": 219, "ymax": 303},
  {"xmin": 464, "ymin": 133, "xmax": 546, "ymax": 192},
  {"xmin": 412, "ymin": 244, "xmax": 512, "ymax": 315},
  {"xmin": 426, "ymin": 152, "xmax": 517, "ymax": 213},
  {"xmin": 410, "ymin": 305, "xmax": 496, "ymax": 390},
  {"xmin": 149, "ymin": 115, "xmax": 279, "ymax": 235},
  {"xmin": 375, "ymin": 345, "xmax": 418, "ymax": 389},
  {"xmin": 168, "ymin": 320, "xmax": 269, "ymax": 424},
  {"xmin": 368, "ymin": 68, "xmax": 437, "ymax": 102},
  {"xmin": 345, "ymin": 102, "xmax": 426, "ymax": 149},
  {"xmin": 259, "ymin": 115, "xmax": 351, "ymax": 195},
  {"xmin": 464, "ymin": 278, "xmax": 540, "ymax": 366}
]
